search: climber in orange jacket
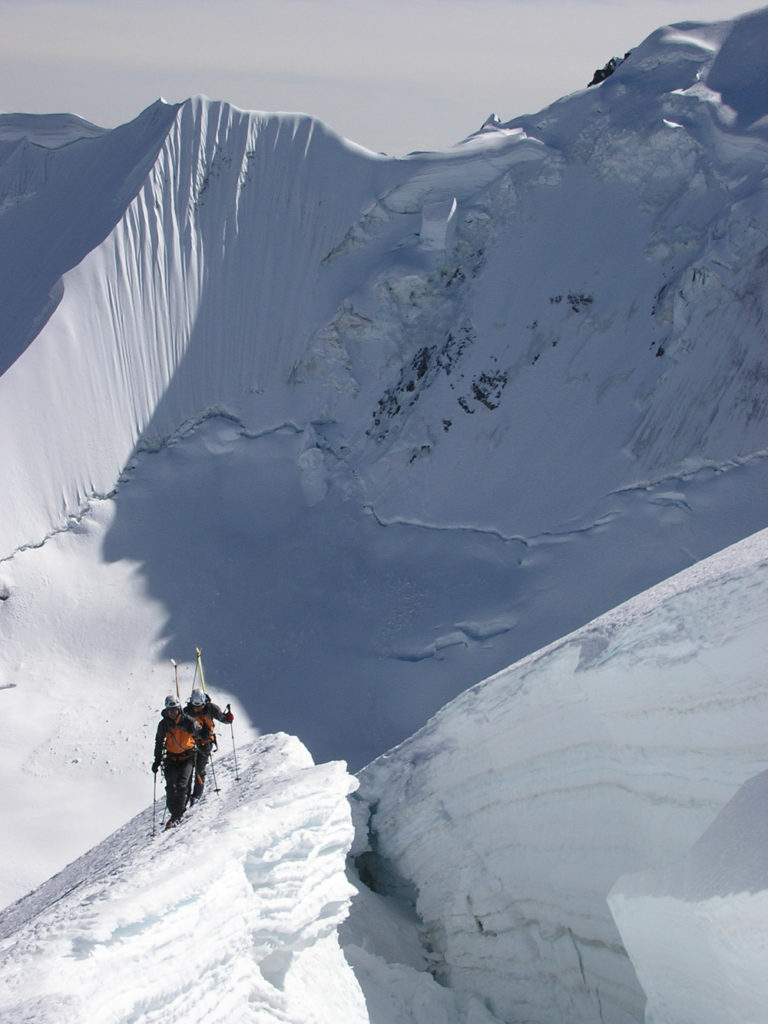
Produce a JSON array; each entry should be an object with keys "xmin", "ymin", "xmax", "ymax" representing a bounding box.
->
[
  {"xmin": 152, "ymin": 695, "xmax": 201, "ymax": 828},
  {"xmin": 183, "ymin": 688, "xmax": 234, "ymax": 803}
]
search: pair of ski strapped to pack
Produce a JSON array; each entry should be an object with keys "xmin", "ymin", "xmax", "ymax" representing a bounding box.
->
[{"xmin": 170, "ymin": 646, "xmax": 206, "ymax": 702}]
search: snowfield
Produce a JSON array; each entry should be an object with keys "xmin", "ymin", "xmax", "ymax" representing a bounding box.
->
[{"xmin": 1, "ymin": 6, "xmax": 767, "ymax": 1023}]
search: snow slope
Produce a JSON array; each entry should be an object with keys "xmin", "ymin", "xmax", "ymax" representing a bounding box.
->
[
  {"xmin": 1, "ymin": 530, "xmax": 764, "ymax": 1024},
  {"xmin": 354, "ymin": 528, "xmax": 768, "ymax": 1024},
  {"xmin": 0, "ymin": 733, "xmax": 498, "ymax": 1024}
]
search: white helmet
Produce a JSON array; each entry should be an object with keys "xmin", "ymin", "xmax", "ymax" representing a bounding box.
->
[
  {"xmin": 190, "ymin": 688, "xmax": 206, "ymax": 707},
  {"xmin": 164, "ymin": 695, "xmax": 181, "ymax": 710}
]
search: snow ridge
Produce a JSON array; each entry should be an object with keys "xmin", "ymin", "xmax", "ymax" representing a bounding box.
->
[
  {"xmin": 0, "ymin": 97, "xmax": 391, "ymax": 557},
  {"xmin": 0, "ymin": 735, "xmax": 364, "ymax": 1023},
  {"xmin": 0, "ymin": 733, "xmax": 504, "ymax": 1024}
]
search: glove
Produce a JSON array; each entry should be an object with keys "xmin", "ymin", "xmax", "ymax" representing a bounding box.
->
[
  {"xmin": 223, "ymin": 712, "xmax": 234, "ymax": 724},
  {"xmin": 152, "ymin": 760, "xmax": 160, "ymax": 774}
]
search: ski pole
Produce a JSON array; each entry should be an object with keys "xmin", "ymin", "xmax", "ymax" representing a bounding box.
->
[
  {"xmin": 208, "ymin": 749, "xmax": 221, "ymax": 794},
  {"xmin": 227, "ymin": 704, "xmax": 240, "ymax": 781},
  {"xmin": 171, "ymin": 658, "xmax": 180, "ymax": 700},
  {"xmin": 152, "ymin": 770, "xmax": 157, "ymax": 837},
  {"xmin": 186, "ymin": 748, "xmax": 198, "ymax": 810}
]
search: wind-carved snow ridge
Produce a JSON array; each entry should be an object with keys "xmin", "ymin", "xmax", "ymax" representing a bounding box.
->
[
  {"xmin": 0, "ymin": 96, "xmax": 392, "ymax": 558},
  {"xmin": 0, "ymin": 733, "xmax": 505, "ymax": 1024},
  {"xmin": 354, "ymin": 529, "xmax": 768, "ymax": 1024},
  {"xmin": 0, "ymin": 735, "xmax": 363, "ymax": 1023}
]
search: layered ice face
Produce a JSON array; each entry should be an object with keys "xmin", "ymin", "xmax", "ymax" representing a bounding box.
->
[{"xmin": 355, "ymin": 529, "xmax": 768, "ymax": 1024}]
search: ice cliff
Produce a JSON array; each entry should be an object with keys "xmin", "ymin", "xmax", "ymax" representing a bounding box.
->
[{"xmin": 354, "ymin": 528, "xmax": 768, "ymax": 1023}]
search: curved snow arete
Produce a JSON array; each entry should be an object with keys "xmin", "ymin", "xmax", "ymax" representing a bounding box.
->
[{"xmin": 0, "ymin": 97, "xmax": 394, "ymax": 557}]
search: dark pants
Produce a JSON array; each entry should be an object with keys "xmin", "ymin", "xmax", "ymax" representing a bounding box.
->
[
  {"xmin": 164, "ymin": 754, "xmax": 195, "ymax": 820},
  {"xmin": 192, "ymin": 743, "xmax": 213, "ymax": 799}
]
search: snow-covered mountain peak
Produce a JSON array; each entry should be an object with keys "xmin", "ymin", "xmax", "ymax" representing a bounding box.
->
[
  {"xmin": 496, "ymin": 9, "xmax": 768, "ymax": 156},
  {"xmin": 0, "ymin": 97, "xmax": 179, "ymax": 376},
  {"xmin": 3, "ymin": 10, "xmax": 766, "ymax": 552},
  {"xmin": 0, "ymin": 111, "xmax": 107, "ymax": 147}
]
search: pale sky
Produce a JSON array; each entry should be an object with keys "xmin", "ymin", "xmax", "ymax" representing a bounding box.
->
[{"xmin": 0, "ymin": 0, "xmax": 760, "ymax": 155}]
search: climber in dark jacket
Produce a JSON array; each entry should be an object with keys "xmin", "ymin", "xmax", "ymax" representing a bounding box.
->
[
  {"xmin": 153, "ymin": 695, "xmax": 201, "ymax": 827},
  {"xmin": 183, "ymin": 688, "xmax": 234, "ymax": 802}
]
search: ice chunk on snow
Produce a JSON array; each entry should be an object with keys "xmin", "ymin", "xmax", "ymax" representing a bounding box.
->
[
  {"xmin": 419, "ymin": 197, "xmax": 457, "ymax": 250},
  {"xmin": 608, "ymin": 769, "xmax": 768, "ymax": 1024}
]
